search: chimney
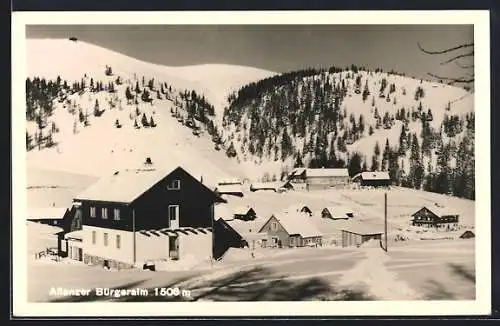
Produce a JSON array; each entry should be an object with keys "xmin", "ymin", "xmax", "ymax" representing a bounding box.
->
[{"xmin": 142, "ymin": 157, "xmax": 155, "ymax": 171}]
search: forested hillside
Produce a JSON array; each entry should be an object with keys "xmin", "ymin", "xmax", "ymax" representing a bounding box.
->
[{"xmin": 220, "ymin": 66, "xmax": 475, "ymax": 199}]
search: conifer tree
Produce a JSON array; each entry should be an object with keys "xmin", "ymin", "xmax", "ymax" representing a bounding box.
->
[
  {"xmin": 141, "ymin": 113, "xmax": 149, "ymax": 127},
  {"xmin": 348, "ymin": 152, "xmax": 362, "ymax": 177},
  {"xmin": 294, "ymin": 150, "xmax": 304, "ymax": 168}
]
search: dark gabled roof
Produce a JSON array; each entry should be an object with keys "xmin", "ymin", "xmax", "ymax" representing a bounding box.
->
[
  {"xmin": 75, "ymin": 166, "xmax": 223, "ymax": 204},
  {"xmin": 412, "ymin": 206, "xmax": 459, "ymax": 218}
]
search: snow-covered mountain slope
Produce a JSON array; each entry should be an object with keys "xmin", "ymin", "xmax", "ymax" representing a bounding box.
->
[
  {"xmin": 221, "ymin": 68, "xmax": 475, "ymax": 192},
  {"xmin": 27, "ymin": 39, "xmax": 277, "ymax": 112},
  {"xmin": 25, "ymin": 38, "xmax": 277, "ymax": 184},
  {"xmin": 161, "ymin": 64, "xmax": 277, "ymax": 118}
]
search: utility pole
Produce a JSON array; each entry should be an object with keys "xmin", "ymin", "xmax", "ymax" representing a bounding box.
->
[{"xmin": 384, "ymin": 192, "xmax": 388, "ymax": 252}]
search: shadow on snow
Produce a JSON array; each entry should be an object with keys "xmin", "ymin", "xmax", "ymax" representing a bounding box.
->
[{"xmin": 48, "ymin": 266, "xmax": 374, "ymax": 302}]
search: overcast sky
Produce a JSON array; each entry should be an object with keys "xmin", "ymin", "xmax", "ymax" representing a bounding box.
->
[{"xmin": 27, "ymin": 25, "xmax": 473, "ymax": 79}]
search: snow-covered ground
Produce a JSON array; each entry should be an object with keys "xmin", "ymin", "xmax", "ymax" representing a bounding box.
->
[
  {"xmin": 26, "ymin": 184, "xmax": 475, "ymax": 302},
  {"xmin": 28, "ymin": 238, "xmax": 474, "ymax": 302},
  {"xmin": 27, "ymin": 39, "xmax": 276, "ymax": 116}
]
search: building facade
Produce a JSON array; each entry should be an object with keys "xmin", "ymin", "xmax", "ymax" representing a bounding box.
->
[
  {"xmin": 411, "ymin": 207, "xmax": 460, "ymax": 229},
  {"xmin": 258, "ymin": 214, "xmax": 322, "ymax": 248},
  {"xmin": 69, "ymin": 166, "xmax": 224, "ymax": 268},
  {"xmin": 287, "ymin": 168, "xmax": 350, "ymax": 190},
  {"xmin": 352, "ymin": 172, "xmax": 391, "ymax": 187}
]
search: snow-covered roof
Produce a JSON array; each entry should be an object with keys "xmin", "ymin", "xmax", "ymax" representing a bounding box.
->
[
  {"xmin": 226, "ymin": 218, "xmax": 264, "ymax": 235},
  {"xmin": 273, "ymin": 213, "xmax": 322, "ymax": 238},
  {"xmin": 64, "ymin": 229, "xmax": 85, "ymax": 240},
  {"xmin": 27, "ymin": 221, "xmax": 63, "ymax": 235},
  {"xmin": 250, "ymin": 182, "xmax": 281, "ymax": 189},
  {"xmin": 215, "ymin": 184, "xmax": 244, "ymax": 194},
  {"xmin": 360, "ymin": 171, "xmax": 391, "ymax": 181},
  {"xmin": 284, "ymin": 204, "xmax": 312, "ymax": 214},
  {"xmin": 341, "ymin": 221, "xmax": 383, "ymax": 235},
  {"xmin": 76, "ymin": 166, "xmax": 217, "ymax": 203},
  {"xmin": 425, "ymin": 206, "xmax": 460, "ymax": 217},
  {"xmin": 306, "ymin": 168, "xmax": 349, "ymax": 178},
  {"xmin": 289, "ymin": 168, "xmax": 306, "ymax": 176},
  {"xmin": 27, "ymin": 207, "xmax": 68, "ymax": 220},
  {"xmin": 322, "ymin": 206, "xmax": 354, "ymax": 219},
  {"xmin": 214, "ymin": 205, "xmax": 233, "ymax": 220},
  {"xmin": 217, "ymin": 178, "xmax": 243, "ymax": 185},
  {"xmin": 234, "ymin": 206, "xmax": 255, "ymax": 216}
]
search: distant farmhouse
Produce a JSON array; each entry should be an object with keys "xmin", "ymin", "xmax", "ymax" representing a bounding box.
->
[
  {"xmin": 233, "ymin": 206, "xmax": 257, "ymax": 221},
  {"xmin": 284, "ymin": 204, "xmax": 313, "ymax": 217},
  {"xmin": 341, "ymin": 222, "xmax": 383, "ymax": 247},
  {"xmin": 286, "ymin": 168, "xmax": 350, "ymax": 190},
  {"xmin": 352, "ymin": 172, "xmax": 391, "ymax": 187},
  {"xmin": 411, "ymin": 206, "xmax": 459, "ymax": 230},
  {"xmin": 321, "ymin": 206, "xmax": 354, "ymax": 220},
  {"xmin": 61, "ymin": 164, "xmax": 227, "ymax": 269},
  {"xmin": 258, "ymin": 213, "xmax": 322, "ymax": 248},
  {"xmin": 459, "ymin": 230, "xmax": 475, "ymax": 239}
]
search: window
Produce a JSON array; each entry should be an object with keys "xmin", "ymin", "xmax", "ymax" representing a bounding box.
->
[
  {"xmin": 90, "ymin": 206, "xmax": 96, "ymax": 218},
  {"xmin": 101, "ymin": 208, "xmax": 108, "ymax": 219},
  {"xmin": 271, "ymin": 222, "xmax": 277, "ymax": 231},
  {"xmin": 116, "ymin": 235, "xmax": 121, "ymax": 249},
  {"xmin": 113, "ymin": 208, "xmax": 120, "ymax": 221},
  {"xmin": 92, "ymin": 231, "xmax": 96, "ymax": 244},
  {"xmin": 103, "ymin": 233, "xmax": 108, "ymax": 246},
  {"xmin": 167, "ymin": 180, "xmax": 181, "ymax": 190}
]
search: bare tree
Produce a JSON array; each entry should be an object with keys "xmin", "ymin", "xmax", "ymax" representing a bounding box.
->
[{"xmin": 417, "ymin": 42, "xmax": 474, "ymax": 86}]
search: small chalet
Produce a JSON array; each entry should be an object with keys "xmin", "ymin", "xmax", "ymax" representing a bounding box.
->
[
  {"xmin": 341, "ymin": 222, "xmax": 383, "ymax": 247},
  {"xmin": 233, "ymin": 206, "xmax": 257, "ymax": 221},
  {"xmin": 411, "ymin": 206, "xmax": 459, "ymax": 230},
  {"xmin": 284, "ymin": 204, "xmax": 313, "ymax": 217},
  {"xmin": 459, "ymin": 230, "xmax": 475, "ymax": 239},
  {"xmin": 258, "ymin": 213, "xmax": 322, "ymax": 248},
  {"xmin": 287, "ymin": 168, "xmax": 350, "ymax": 190},
  {"xmin": 321, "ymin": 206, "xmax": 354, "ymax": 220},
  {"xmin": 67, "ymin": 164, "xmax": 225, "ymax": 269},
  {"xmin": 352, "ymin": 172, "xmax": 391, "ymax": 187}
]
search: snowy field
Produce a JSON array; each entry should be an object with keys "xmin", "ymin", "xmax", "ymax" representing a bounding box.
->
[
  {"xmin": 219, "ymin": 185, "xmax": 475, "ymax": 239},
  {"xmin": 28, "ymin": 238, "xmax": 474, "ymax": 302},
  {"xmin": 26, "ymin": 182, "xmax": 475, "ymax": 302}
]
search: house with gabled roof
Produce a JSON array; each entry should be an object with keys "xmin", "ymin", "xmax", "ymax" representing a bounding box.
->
[
  {"xmin": 258, "ymin": 213, "xmax": 323, "ymax": 248},
  {"xmin": 352, "ymin": 171, "xmax": 391, "ymax": 187},
  {"xmin": 341, "ymin": 221, "xmax": 383, "ymax": 247},
  {"xmin": 411, "ymin": 205, "xmax": 459, "ymax": 230},
  {"xmin": 69, "ymin": 164, "xmax": 226, "ymax": 269},
  {"xmin": 284, "ymin": 204, "xmax": 313, "ymax": 216},
  {"xmin": 287, "ymin": 168, "xmax": 350, "ymax": 190},
  {"xmin": 321, "ymin": 206, "xmax": 355, "ymax": 220}
]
